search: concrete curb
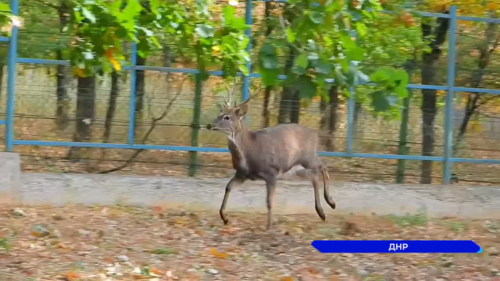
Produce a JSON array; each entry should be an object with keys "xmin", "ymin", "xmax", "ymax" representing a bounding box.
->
[
  {"xmin": 14, "ymin": 172, "xmax": 500, "ymax": 219},
  {"xmin": 0, "ymin": 152, "xmax": 22, "ymax": 204}
]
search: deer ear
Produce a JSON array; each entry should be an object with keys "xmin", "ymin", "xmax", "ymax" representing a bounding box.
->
[{"xmin": 236, "ymin": 103, "xmax": 249, "ymax": 117}]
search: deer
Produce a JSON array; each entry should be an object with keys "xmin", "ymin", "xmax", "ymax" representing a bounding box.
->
[{"xmin": 206, "ymin": 83, "xmax": 336, "ymax": 230}]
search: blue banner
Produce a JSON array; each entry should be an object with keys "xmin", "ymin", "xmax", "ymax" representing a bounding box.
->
[{"xmin": 311, "ymin": 240, "xmax": 482, "ymax": 253}]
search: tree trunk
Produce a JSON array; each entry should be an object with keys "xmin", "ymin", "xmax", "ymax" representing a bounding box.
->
[
  {"xmin": 396, "ymin": 59, "xmax": 415, "ymax": 184},
  {"xmin": 278, "ymin": 47, "xmax": 296, "ymax": 124},
  {"xmin": 290, "ymin": 89, "xmax": 300, "ymax": 124},
  {"xmin": 261, "ymin": 1, "xmax": 274, "ymax": 128},
  {"xmin": 163, "ymin": 45, "xmax": 172, "ymax": 67},
  {"xmin": 103, "ymin": 71, "xmax": 120, "ymax": 143},
  {"xmin": 420, "ymin": 13, "xmax": 450, "ymax": 184},
  {"xmin": 55, "ymin": 49, "xmax": 69, "ymax": 130},
  {"xmin": 68, "ymin": 76, "xmax": 96, "ymax": 161},
  {"xmin": 74, "ymin": 76, "xmax": 96, "ymax": 142},
  {"xmin": 134, "ymin": 54, "xmax": 146, "ymax": 138},
  {"xmin": 55, "ymin": 1, "xmax": 70, "ymax": 129},
  {"xmin": 454, "ymin": 20, "xmax": 499, "ymax": 153},
  {"xmin": 351, "ymin": 101, "xmax": 363, "ymax": 146},
  {"xmin": 262, "ymin": 87, "xmax": 272, "ymax": 128},
  {"xmin": 323, "ymin": 86, "xmax": 339, "ymax": 151}
]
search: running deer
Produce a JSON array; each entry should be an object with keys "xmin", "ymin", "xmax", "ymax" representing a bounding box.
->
[{"xmin": 207, "ymin": 85, "xmax": 336, "ymax": 230}]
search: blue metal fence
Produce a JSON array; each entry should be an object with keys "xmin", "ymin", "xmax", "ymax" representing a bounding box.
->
[{"xmin": 2, "ymin": 0, "xmax": 500, "ymax": 184}]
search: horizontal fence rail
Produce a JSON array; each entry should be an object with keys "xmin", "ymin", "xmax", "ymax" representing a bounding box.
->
[{"xmin": 2, "ymin": 0, "xmax": 500, "ymax": 185}]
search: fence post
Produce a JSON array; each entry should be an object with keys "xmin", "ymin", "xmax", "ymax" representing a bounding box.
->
[
  {"xmin": 188, "ymin": 74, "xmax": 203, "ymax": 177},
  {"xmin": 241, "ymin": 0, "xmax": 252, "ymax": 123},
  {"xmin": 443, "ymin": 6, "xmax": 457, "ymax": 184},
  {"xmin": 127, "ymin": 42, "xmax": 137, "ymax": 145},
  {"xmin": 5, "ymin": 0, "xmax": 19, "ymax": 152},
  {"xmin": 396, "ymin": 61, "xmax": 414, "ymax": 184},
  {"xmin": 345, "ymin": 86, "xmax": 355, "ymax": 155}
]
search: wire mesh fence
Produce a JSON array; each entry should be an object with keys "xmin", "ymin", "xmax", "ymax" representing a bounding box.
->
[{"xmin": 1, "ymin": 1, "xmax": 500, "ymax": 185}]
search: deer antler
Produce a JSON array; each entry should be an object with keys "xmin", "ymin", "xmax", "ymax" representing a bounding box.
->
[
  {"xmin": 221, "ymin": 78, "xmax": 239, "ymax": 107},
  {"xmin": 237, "ymin": 81, "xmax": 263, "ymax": 107}
]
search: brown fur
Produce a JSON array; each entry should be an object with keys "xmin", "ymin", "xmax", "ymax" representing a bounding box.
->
[{"xmin": 209, "ymin": 99, "xmax": 336, "ymax": 230}]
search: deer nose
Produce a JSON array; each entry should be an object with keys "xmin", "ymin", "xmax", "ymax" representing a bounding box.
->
[{"xmin": 206, "ymin": 124, "xmax": 213, "ymax": 130}]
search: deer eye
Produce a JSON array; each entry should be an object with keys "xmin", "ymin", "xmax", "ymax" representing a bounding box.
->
[{"xmin": 223, "ymin": 115, "xmax": 230, "ymax": 121}]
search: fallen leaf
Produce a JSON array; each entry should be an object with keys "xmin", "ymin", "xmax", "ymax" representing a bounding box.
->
[
  {"xmin": 280, "ymin": 277, "xmax": 294, "ymax": 281},
  {"xmin": 209, "ymin": 248, "xmax": 227, "ymax": 259},
  {"xmin": 150, "ymin": 268, "xmax": 162, "ymax": 275},
  {"xmin": 65, "ymin": 271, "xmax": 80, "ymax": 281}
]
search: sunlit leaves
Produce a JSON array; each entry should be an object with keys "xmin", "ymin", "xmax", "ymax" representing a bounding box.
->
[
  {"xmin": 368, "ymin": 67, "xmax": 409, "ymax": 113},
  {"xmin": 70, "ymin": 0, "xmax": 146, "ymax": 77},
  {"xmin": 68, "ymin": 0, "xmax": 249, "ymax": 80},
  {"xmin": 0, "ymin": 3, "xmax": 23, "ymax": 37},
  {"xmin": 195, "ymin": 24, "xmax": 214, "ymax": 38},
  {"xmin": 258, "ymin": 42, "xmax": 279, "ymax": 86},
  {"xmin": 256, "ymin": 0, "xmax": 411, "ymax": 116}
]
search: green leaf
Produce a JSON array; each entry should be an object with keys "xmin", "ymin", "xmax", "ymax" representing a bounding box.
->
[
  {"xmin": 195, "ymin": 24, "xmax": 214, "ymax": 38},
  {"xmin": 149, "ymin": 0, "xmax": 159, "ymax": 14},
  {"xmin": 309, "ymin": 11, "xmax": 325, "ymax": 24},
  {"xmin": 258, "ymin": 43, "xmax": 278, "ymax": 69},
  {"xmin": 314, "ymin": 60, "xmax": 331, "ymax": 75},
  {"xmin": 295, "ymin": 53, "xmax": 309, "ymax": 69},
  {"xmin": 122, "ymin": 0, "xmax": 142, "ymax": 20},
  {"xmin": 259, "ymin": 67, "xmax": 279, "ymax": 86},
  {"xmin": 355, "ymin": 22, "xmax": 367, "ymax": 37},
  {"xmin": 223, "ymin": 6, "xmax": 235, "ymax": 23},
  {"xmin": 298, "ymin": 75, "xmax": 317, "ymax": 99},
  {"xmin": 395, "ymin": 86, "xmax": 408, "ymax": 98},
  {"xmin": 81, "ymin": 7, "xmax": 96, "ymax": 23},
  {"xmin": 0, "ymin": 3, "xmax": 10, "ymax": 12},
  {"xmin": 371, "ymin": 90, "xmax": 391, "ymax": 112},
  {"xmin": 286, "ymin": 28, "xmax": 296, "ymax": 43},
  {"xmin": 261, "ymin": 55, "xmax": 278, "ymax": 69},
  {"xmin": 369, "ymin": 67, "xmax": 392, "ymax": 83},
  {"xmin": 238, "ymin": 64, "xmax": 249, "ymax": 76}
]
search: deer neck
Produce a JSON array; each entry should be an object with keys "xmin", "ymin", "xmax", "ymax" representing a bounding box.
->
[{"xmin": 227, "ymin": 120, "xmax": 252, "ymax": 171}]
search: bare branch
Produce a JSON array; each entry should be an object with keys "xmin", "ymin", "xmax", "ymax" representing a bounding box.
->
[
  {"xmin": 97, "ymin": 77, "xmax": 187, "ymax": 174},
  {"xmin": 474, "ymin": 94, "xmax": 500, "ymax": 110},
  {"xmin": 489, "ymin": 32, "xmax": 500, "ymax": 55}
]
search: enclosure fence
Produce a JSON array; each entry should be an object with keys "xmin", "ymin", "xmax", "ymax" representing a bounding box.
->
[{"xmin": 2, "ymin": 0, "xmax": 500, "ymax": 184}]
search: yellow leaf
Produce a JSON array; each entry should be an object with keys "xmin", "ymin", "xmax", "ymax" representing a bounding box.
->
[
  {"xmin": 470, "ymin": 121, "xmax": 482, "ymax": 132},
  {"xmin": 109, "ymin": 58, "xmax": 121, "ymax": 71},
  {"xmin": 209, "ymin": 247, "xmax": 227, "ymax": 259},
  {"xmin": 486, "ymin": 3, "xmax": 499, "ymax": 10},
  {"xmin": 280, "ymin": 277, "xmax": 294, "ymax": 281},
  {"xmin": 73, "ymin": 67, "xmax": 85, "ymax": 78}
]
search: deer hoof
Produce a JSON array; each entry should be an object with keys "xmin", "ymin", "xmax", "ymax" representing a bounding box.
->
[{"xmin": 220, "ymin": 210, "xmax": 229, "ymax": 225}]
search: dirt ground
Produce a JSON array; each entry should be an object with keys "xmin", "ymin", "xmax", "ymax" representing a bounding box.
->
[{"xmin": 0, "ymin": 204, "xmax": 500, "ymax": 281}]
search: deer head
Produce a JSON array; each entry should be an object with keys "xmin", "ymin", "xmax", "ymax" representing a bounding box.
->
[
  {"xmin": 207, "ymin": 80, "xmax": 259, "ymax": 134},
  {"xmin": 209, "ymin": 99, "xmax": 251, "ymax": 134}
]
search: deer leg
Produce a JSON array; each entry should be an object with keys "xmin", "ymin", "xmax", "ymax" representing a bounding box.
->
[
  {"xmin": 220, "ymin": 175, "xmax": 245, "ymax": 225},
  {"xmin": 302, "ymin": 159, "xmax": 327, "ymax": 221},
  {"xmin": 312, "ymin": 175, "xmax": 326, "ymax": 221},
  {"xmin": 322, "ymin": 167, "xmax": 336, "ymax": 210},
  {"xmin": 265, "ymin": 177, "xmax": 277, "ymax": 231}
]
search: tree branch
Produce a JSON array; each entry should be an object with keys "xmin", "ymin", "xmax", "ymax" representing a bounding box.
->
[{"xmin": 97, "ymin": 77, "xmax": 187, "ymax": 174}]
